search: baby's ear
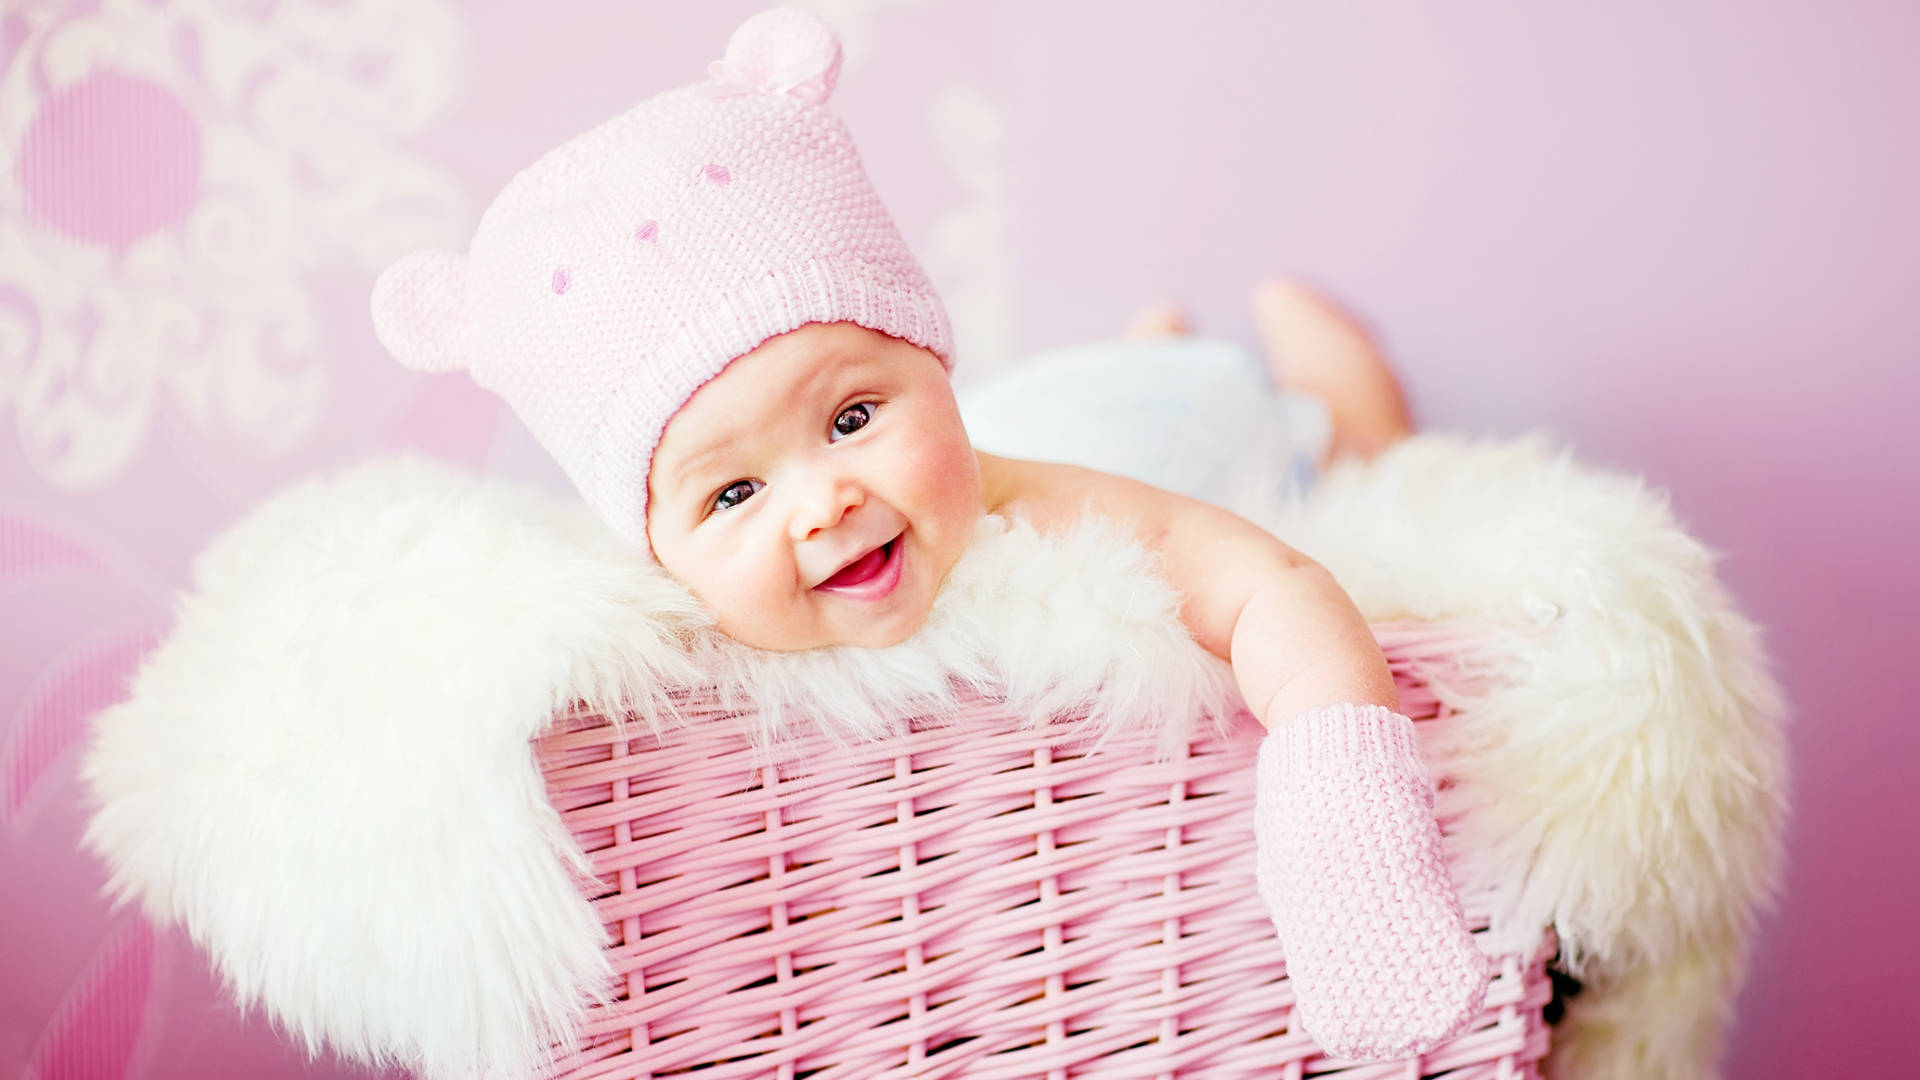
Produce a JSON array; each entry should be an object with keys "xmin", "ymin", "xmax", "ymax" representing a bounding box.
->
[{"xmin": 371, "ymin": 250, "xmax": 470, "ymax": 373}]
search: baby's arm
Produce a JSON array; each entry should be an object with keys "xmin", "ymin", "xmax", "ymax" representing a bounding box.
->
[
  {"xmin": 983, "ymin": 452, "xmax": 1487, "ymax": 1060},
  {"xmin": 1152, "ymin": 489, "xmax": 1396, "ymax": 730},
  {"xmin": 981, "ymin": 451, "xmax": 1387, "ymax": 722}
]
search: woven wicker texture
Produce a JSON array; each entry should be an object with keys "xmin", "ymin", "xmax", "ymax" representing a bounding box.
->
[{"xmin": 536, "ymin": 623, "xmax": 1554, "ymax": 1079}]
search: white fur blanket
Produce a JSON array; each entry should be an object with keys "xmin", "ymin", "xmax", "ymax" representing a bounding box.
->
[{"xmin": 79, "ymin": 434, "xmax": 1785, "ymax": 1080}]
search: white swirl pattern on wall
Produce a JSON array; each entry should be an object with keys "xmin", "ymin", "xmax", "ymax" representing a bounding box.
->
[{"xmin": 0, "ymin": 0, "xmax": 470, "ymax": 488}]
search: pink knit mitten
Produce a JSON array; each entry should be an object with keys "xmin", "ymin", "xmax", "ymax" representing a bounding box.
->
[{"xmin": 1253, "ymin": 703, "xmax": 1488, "ymax": 1060}]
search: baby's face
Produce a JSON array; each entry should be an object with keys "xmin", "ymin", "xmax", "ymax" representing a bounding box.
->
[{"xmin": 646, "ymin": 322, "xmax": 982, "ymax": 651}]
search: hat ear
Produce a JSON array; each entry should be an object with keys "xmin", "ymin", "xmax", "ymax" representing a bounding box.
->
[
  {"xmin": 371, "ymin": 250, "xmax": 470, "ymax": 373},
  {"xmin": 710, "ymin": 6, "xmax": 842, "ymax": 105}
]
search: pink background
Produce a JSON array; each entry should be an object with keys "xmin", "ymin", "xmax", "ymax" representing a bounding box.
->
[{"xmin": 4, "ymin": 2, "xmax": 1915, "ymax": 1077}]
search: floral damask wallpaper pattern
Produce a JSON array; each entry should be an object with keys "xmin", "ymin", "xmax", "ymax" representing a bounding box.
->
[
  {"xmin": 0, "ymin": 3, "xmax": 471, "ymax": 1077},
  {"xmin": 1, "ymin": 0, "xmax": 470, "ymax": 490}
]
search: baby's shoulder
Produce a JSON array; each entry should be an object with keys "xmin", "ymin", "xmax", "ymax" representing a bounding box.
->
[{"xmin": 977, "ymin": 451, "xmax": 1170, "ymax": 540}]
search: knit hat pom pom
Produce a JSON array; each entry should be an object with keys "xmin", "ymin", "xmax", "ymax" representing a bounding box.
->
[{"xmin": 708, "ymin": 6, "xmax": 842, "ymax": 105}]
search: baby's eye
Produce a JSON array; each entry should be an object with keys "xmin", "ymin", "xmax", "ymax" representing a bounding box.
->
[
  {"xmin": 710, "ymin": 479, "xmax": 762, "ymax": 514},
  {"xmin": 831, "ymin": 402, "xmax": 876, "ymax": 441}
]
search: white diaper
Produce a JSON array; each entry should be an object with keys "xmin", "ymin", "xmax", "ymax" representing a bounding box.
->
[{"xmin": 957, "ymin": 337, "xmax": 1331, "ymax": 512}]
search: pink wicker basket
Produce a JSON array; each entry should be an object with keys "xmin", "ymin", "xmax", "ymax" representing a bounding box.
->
[{"xmin": 535, "ymin": 622, "xmax": 1555, "ymax": 1079}]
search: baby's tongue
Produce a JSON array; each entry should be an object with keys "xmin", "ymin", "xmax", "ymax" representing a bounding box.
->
[{"xmin": 820, "ymin": 543, "xmax": 887, "ymax": 588}]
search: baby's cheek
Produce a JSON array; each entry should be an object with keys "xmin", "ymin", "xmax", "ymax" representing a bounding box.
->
[
  {"xmin": 903, "ymin": 430, "xmax": 983, "ymax": 549},
  {"xmin": 659, "ymin": 544, "xmax": 744, "ymax": 615},
  {"xmin": 894, "ymin": 402, "xmax": 965, "ymax": 474},
  {"xmin": 705, "ymin": 545, "xmax": 817, "ymax": 649}
]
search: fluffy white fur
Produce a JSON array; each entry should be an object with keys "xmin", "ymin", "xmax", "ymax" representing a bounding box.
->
[
  {"xmin": 80, "ymin": 434, "xmax": 1785, "ymax": 1080},
  {"xmin": 81, "ymin": 462, "xmax": 694, "ymax": 1080},
  {"xmin": 1257, "ymin": 435, "xmax": 1788, "ymax": 1079}
]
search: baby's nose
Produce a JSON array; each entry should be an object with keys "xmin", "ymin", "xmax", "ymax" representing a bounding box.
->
[{"xmin": 788, "ymin": 471, "xmax": 865, "ymax": 541}]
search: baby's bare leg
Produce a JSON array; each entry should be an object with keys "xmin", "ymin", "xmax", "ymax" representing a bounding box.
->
[{"xmin": 1251, "ymin": 280, "xmax": 1413, "ymax": 464}]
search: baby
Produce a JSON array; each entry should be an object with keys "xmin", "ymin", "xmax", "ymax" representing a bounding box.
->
[{"xmin": 372, "ymin": 7, "xmax": 1486, "ymax": 1061}]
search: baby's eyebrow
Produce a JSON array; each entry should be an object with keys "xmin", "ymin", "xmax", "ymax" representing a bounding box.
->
[
  {"xmin": 678, "ymin": 440, "xmax": 732, "ymax": 477},
  {"xmin": 663, "ymin": 440, "xmax": 738, "ymax": 498}
]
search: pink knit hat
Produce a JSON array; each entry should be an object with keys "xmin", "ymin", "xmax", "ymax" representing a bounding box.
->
[{"xmin": 371, "ymin": 7, "xmax": 951, "ymax": 553}]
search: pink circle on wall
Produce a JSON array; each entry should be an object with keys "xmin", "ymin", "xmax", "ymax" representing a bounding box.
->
[{"xmin": 19, "ymin": 70, "xmax": 203, "ymax": 251}]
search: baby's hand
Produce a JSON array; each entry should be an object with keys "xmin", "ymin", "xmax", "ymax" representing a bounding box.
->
[{"xmin": 1253, "ymin": 702, "xmax": 1489, "ymax": 1060}]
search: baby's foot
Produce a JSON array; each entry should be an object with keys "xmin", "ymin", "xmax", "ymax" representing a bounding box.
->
[
  {"xmin": 1124, "ymin": 302, "xmax": 1189, "ymax": 338},
  {"xmin": 1254, "ymin": 703, "xmax": 1489, "ymax": 1060},
  {"xmin": 1251, "ymin": 279, "xmax": 1411, "ymax": 460}
]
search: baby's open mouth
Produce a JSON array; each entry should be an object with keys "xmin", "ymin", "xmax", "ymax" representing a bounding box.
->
[{"xmin": 815, "ymin": 536, "xmax": 904, "ymax": 597}]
